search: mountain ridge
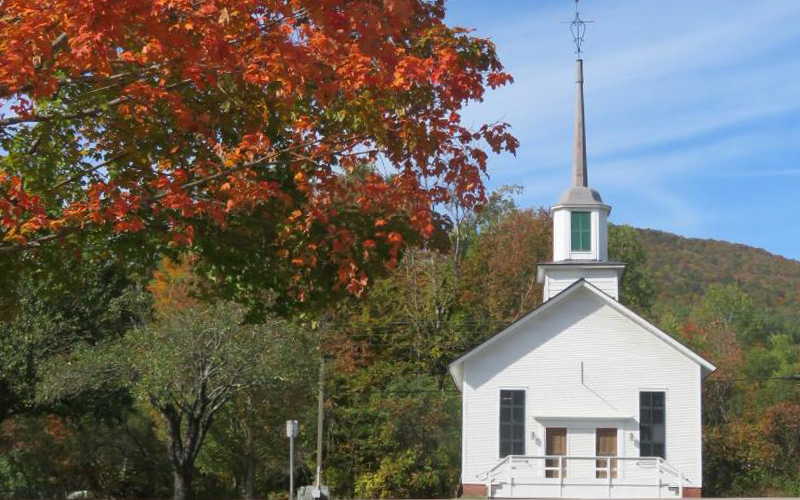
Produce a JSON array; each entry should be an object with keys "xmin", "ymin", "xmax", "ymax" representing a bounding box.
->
[{"xmin": 634, "ymin": 226, "xmax": 800, "ymax": 332}]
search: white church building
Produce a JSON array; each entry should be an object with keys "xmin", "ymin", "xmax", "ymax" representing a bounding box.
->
[{"xmin": 448, "ymin": 54, "xmax": 716, "ymax": 499}]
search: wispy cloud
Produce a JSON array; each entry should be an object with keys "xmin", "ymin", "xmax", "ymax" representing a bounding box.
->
[{"xmin": 447, "ymin": 0, "xmax": 800, "ymax": 260}]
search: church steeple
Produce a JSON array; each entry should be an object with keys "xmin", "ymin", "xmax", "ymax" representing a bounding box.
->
[{"xmin": 536, "ymin": 1, "xmax": 626, "ymax": 302}]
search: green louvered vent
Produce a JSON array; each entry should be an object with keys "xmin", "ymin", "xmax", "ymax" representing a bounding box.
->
[{"xmin": 571, "ymin": 211, "xmax": 591, "ymax": 252}]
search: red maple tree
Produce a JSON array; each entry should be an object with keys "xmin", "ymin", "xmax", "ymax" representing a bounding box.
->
[{"xmin": 0, "ymin": 0, "xmax": 517, "ymax": 299}]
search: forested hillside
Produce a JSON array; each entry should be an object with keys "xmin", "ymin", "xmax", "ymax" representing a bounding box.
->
[{"xmin": 637, "ymin": 228, "xmax": 800, "ymax": 339}]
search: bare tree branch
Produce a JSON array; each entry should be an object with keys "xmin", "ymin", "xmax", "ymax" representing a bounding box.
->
[
  {"xmin": 0, "ymin": 134, "xmax": 366, "ymax": 254},
  {"xmin": 47, "ymin": 152, "xmax": 130, "ymax": 193}
]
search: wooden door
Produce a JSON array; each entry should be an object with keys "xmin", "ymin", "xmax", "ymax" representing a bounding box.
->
[
  {"xmin": 545, "ymin": 427, "xmax": 567, "ymax": 478},
  {"xmin": 595, "ymin": 428, "xmax": 618, "ymax": 478}
]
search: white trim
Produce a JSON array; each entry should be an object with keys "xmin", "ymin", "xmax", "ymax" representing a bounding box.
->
[
  {"xmin": 551, "ymin": 202, "xmax": 612, "ymax": 212},
  {"xmin": 695, "ymin": 364, "xmax": 703, "ymax": 487},
  {"xmin": 448, "ymin": 280, "xmax": 716, "ymax": 391},
  {"xmin": 462, "ymin": 387, "xmax": 467, "ymax": 484},
  {"xmin": 535, "ymin": 415, "xmax": 634, "ymax": 421}
]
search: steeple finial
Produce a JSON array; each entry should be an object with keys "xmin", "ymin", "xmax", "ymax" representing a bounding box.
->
[{"xmin": 569, "ymin": 0, "xmax": 593, "ymax": 55}]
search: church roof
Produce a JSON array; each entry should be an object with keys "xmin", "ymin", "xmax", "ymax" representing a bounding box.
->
[
  {"xmin": 557, "ymin": 185, "xmax": 604, "ymax": 205},
  {"xmin": 448, "ymin": 279, "xmax": 716, "ymax": 391}
]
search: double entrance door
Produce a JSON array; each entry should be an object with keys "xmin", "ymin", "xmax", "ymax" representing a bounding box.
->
[{"xmin": 544, "ymin": 427, "xmax": 618, "ymax": 479}]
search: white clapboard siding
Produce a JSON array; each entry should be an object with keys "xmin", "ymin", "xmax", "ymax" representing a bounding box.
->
[
  {"xmin": 544, "ymin": 268, "xmax": 620, "ymax": 300},
  {"xmin": 461, "ymin": 285, "xmax": 703, "ymax": 488}
]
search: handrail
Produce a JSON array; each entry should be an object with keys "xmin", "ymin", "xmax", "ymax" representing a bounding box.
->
[
  {"xmin": 479, "ymin": 455, "xmax": 688, "ymax": 481},
  {"xmin": 477, "ymin": 455, "xmax": 511, "ymax": 480},
  {"xmin": 484, "ymin": 454, "xmax": 662, "ymax": 463},
  {"xmin": 480, "ymin": 455, "xmax": 691, "ymax": 498},
  {"xmin": 657, "ymin": 457, "xmax": 691, "ymax": 484}
]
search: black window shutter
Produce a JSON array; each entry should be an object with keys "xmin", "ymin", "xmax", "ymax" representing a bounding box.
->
[
  {"xmin": 639, "ymin": 391, "xmax": 666, "ymax": 459},
  {"xmin": 499, "ymin": 390, "xmax": 525, "ymax": 458}
]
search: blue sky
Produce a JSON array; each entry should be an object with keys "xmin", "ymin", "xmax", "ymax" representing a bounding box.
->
[{"xmin": 445, "ymin": 0, "xmax": 800, "ymax": 261}]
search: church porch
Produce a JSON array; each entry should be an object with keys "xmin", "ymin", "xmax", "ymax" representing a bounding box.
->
[{"xmin": 474, "ymin": 454, "xmax": 692, "ymax": 499}]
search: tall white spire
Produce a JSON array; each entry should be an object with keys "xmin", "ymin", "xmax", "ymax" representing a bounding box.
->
[
  {"xmin": 536, "ymin": 0, "xmax": 625, "ymax": 302},
  {"xmin": 573, "ymin": 59, "xmax": 588, "ymax": 188}
]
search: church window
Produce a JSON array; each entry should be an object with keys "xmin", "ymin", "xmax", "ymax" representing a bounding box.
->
[
  {"xmin": 571, "ymin": 211, "xmax": 591, "ymax": 252},
  {"xmin": 499, "ymin": 390, "xmax": 525, "ymax": 457},
  {"xmin": 639, "ymin": 391, "xmax": 666, "ymax": 459}
]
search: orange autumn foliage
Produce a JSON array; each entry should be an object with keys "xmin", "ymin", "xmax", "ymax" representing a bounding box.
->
[
  {"xmin": 0, "ymin": 0, "xmax": 518, "ymax": 298},
  {"xmin": 148, "ymin": 257, "xmax": 201, "ymax": 318}
]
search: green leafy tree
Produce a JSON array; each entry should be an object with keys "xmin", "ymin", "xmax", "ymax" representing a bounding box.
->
[
  {"xmin": 38, "ymin": 301, "xmax": 299, "ymax": 500},
  {"xmin": 703, "ymin": 421, "xmax": 775, "ymax": 496},
  {"xmin": 0, "ymin": 259, "xmax": 149, "ymax": 421},
  {"xmin": 693, "ymin": 283, "xmax": 761, "ymax": 344},
  {"xmin": 743, "ymin": 334, "xmax": 800, "ymax": 408},
  {"xmin": 196, "ymin": 340, "xmax": 318, "ymax": 500},
  {"xmin": 608, "ymin": 224, "xmax": 656, "ymax": 316},
  {"xmin": 0, "ymin": 412, "xmax": 171, "ymax": 499},
  {"xmin": 326, "ymin": 366, "xmax": 460, "ymax": 499}
]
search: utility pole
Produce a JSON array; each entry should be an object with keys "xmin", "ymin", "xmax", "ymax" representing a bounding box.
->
[
  {"xmin": 286, "ymin": 420, "xmax": 298, "ymax": 500},
  {"xmin": 299, "ymin": 355, "xmax": 331, "ymax": 500}
]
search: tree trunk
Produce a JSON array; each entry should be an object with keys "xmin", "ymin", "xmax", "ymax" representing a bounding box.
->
[
  {"xmin": 243, "ymin": 452, "xmax": 255, "ymax": 500},
  {"xmin": 159, "ymin": 403, "xmax": 200, "ymax": 500},
  {"xmin": 173, "ymin": 466, "xmax": 194, "ymax": 500}
]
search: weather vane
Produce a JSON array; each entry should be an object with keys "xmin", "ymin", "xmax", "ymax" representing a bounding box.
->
[{"xmin": 566, "ymin": 0, "xmax": 594, "ymax": 55}]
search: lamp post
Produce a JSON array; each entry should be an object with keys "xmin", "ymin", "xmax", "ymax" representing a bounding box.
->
[{"xmin": 286, "ymin": 419, "xmax": 298, "ymax": 500}]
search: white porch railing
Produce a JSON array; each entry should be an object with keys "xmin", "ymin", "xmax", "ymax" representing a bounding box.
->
[{"xmin": 478, "ymin": 455, "xmax": 691, "ymax": 498}]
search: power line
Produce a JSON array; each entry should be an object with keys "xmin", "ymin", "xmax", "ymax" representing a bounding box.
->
[{"xmin": 705, "ymin": 375, "xmax": 800, "ymax": 383}]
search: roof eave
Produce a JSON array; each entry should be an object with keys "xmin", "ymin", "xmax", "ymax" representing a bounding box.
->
[
  {"xmin": 447, "ymin": 279, "xmax": 589, "ymax": 372},
  {"xmin": 578, "ymin": 281, "xmax": 717, "ymax": 375},
  {"xmin": 536, "ymin": 262, "xmax": 626, "ymax": 283},
  {"xmin": 447, "ymin": 279, "xmax": 716, "ymax": 384}
]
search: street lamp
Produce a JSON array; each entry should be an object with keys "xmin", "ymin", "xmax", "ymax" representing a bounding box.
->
[{"xmin": 286, "ymin": 419, "xmax": 298, "ymax": 500}]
